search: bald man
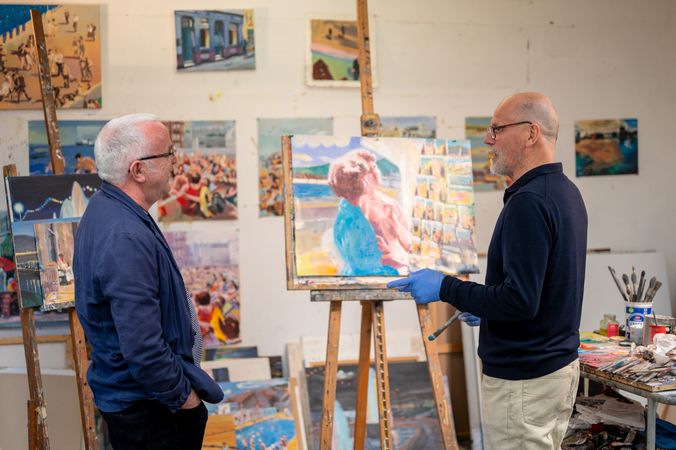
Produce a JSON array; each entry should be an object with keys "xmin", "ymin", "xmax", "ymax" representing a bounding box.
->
[{"xmin": 389, "ymin": 92, "xmax": 588, "ymax": 449}]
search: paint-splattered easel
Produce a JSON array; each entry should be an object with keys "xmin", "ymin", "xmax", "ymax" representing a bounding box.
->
[
  {"xmin": 282, "ymin": 1, "xmax": 459, "ymax": 449},
  {"xmin": 1, "ymin": 10, "xmax": 98, "ymax": 450}
]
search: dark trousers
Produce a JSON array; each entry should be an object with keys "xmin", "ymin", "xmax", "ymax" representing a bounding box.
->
[{"xmin": 100, "ymin": 399, "xmax": 208, "ymax": 450}]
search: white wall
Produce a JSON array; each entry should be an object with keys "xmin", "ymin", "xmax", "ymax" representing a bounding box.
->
[{"xmin": 0, "ymin": 1, "xmax": 675, "ymax": 445}]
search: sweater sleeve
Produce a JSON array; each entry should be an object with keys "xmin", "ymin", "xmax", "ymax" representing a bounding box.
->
[{"xmin": 439, "ymin": 192, "xmax": 552, "ymax": 320}]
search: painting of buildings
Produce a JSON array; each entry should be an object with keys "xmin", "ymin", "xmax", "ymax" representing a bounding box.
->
[
  {"xmin": 380, "ymin": 116, "xmax": 436, "ymax": 139},
  {"xmin": 34, "ymin": 220, "xmax": 78, "ymax": 310},
  {"xmin": 575, "ymin": 118, "xmax": 638, "ymax": 176},
  {"xmin": 29, "ymin": 120, "xmax": 104, "ymax": 175},
  {"xmin": 257, "ymin": 117, "xmax": 333, "ymax": 217},
  {"xmin": 158, "ymin": 120, "xmax": 238, "ymax": 222},
  {"xmin": 465, "ymin": 116, "xmax": 511, "ymax": 191},
  {"xmin": 307, "ymin": 19, "xmax": 365, "ymax": 87},
  {"xmin": 163, "ymin": 222, "xmax": 241, "ymax": 346},
  {"xmin": 0, "ymin": 4, "xmax": 101, "ymax": 110},
  {"xmin": 175, "ymin": 10, "xmax": 255, "ymax": 71}
]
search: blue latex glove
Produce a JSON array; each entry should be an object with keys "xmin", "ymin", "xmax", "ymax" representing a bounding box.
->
[
  {"xmin": 386, "ymin": 269, "xmax": 445, "ymax": 304},
  {"xmin": 458, "ymin": 312, "xmax": 481, "ymax": 327}
]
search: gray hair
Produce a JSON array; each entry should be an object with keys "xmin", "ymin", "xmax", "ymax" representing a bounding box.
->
[{"xmin": 94, "ymin": 113, "xmax": 159, "ymax": 185}]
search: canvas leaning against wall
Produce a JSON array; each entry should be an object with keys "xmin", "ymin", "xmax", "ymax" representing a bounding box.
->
[
  {"xmin": 465, "ymin": 116, "xmax": 511, "ymax": 191},
  {"xmin": 284, "ymin": 135, "xmax": 479, "ymax": 289},
  {"xmin": 0, "ymin": 4, "xmax": 101, "ymax": 110},
  {"xmin": 257, "ymin": 117, "xmax": 333, "ymax": 217},
  {"xmin": 575, "ymin": 118, "xmax": 638, "ymax": 176},
  {"xmin": 175, "ymin": 10, "xmax": 255, "ymax": 71},
  {"xmin": 29, "ymin": 120, "xmax": 104, "ymax": 174}
]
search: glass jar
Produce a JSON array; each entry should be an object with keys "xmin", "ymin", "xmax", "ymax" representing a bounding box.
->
[
  {"xmin": 606, "ymin": 315, "xmax": 619, "ymax": 337},
  {"xmin": 600, "ymin": 313, "xmax": 616, "ymax": 333}
]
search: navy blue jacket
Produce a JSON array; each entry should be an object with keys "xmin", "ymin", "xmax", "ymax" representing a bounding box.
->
[
  {"xmin": 74, "ymin": 181, "xmax": 223, "ymax": 412},
  {"xmin": 440, "ymin": 163, "xmax": 588, "ymax": 380}
]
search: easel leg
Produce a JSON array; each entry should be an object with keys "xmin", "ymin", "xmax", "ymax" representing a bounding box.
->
[
  {"xmin": 354, "ymin": 301, "xmax": 373, "ymax": 450},
  {"xmin": 69, "ymin": 310, "xmax": 99, "ymax": 449},
  {"xmin": 371, "ymin": 301, "xmax": 393, "ymax": 450},
  {"xmin": 320, "ymin": 301, "xmax": 342, "ymax": 450},
  {"xmin": 417, "ymin": 304, "xmax": 459, "ymax": 450}
]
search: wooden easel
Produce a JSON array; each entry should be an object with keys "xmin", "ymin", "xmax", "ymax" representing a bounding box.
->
[
  {"xmin": 309, "ymin": 1, "xmax": 459, "ymax": 449},
  {"xmin": 1, "ymin": 10, "xmax": 98, "ymax": 450}
]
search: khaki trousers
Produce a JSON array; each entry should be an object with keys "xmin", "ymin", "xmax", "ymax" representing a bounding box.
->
[{"xmin": 480, "ymin": 359, "xmax": 579, "ymax": 450}]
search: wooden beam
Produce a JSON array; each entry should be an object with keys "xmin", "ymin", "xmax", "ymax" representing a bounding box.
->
[
  {"xmin": 319, "ymin": 301, "xmax": 342, "ymax": 450},
  {"xmin": 353, "ymin": 301, "xmax": 373, "ymax": 450},
  {"xmin": 371, "ymin": 301, "xmax": 393, "ymax": 449},
  {"xmin": 0, "ymin": 335, "xmax": 70, "ymax": 346}
]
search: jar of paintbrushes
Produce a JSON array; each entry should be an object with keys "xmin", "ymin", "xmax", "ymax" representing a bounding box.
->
[{"xmin": 608, "ymin": 265, "xmax": 663, "ymax": 344}]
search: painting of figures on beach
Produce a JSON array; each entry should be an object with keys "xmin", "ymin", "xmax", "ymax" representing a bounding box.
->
[
  {"xmin": 175, "ymin": 10, "xmax": 255, "ymax": 72},
  {"xmin": 465, "ymin": 117, "xmax": 511, "ymax": 191},
  {"xmin": 288, "ymin": 136, "xmax": 478, "ymax": 286},
  {"xmin": 257, "ymin": 117, "xmax": 333, "ymax": 217},
  {"xmin": 380, "ymin": 116, "xmax": 436, "ymax": 139},
  {"xmin": 7, "ymin": 174, "xmax": 100, "ymax": 308},
  {"xmin": 163, "ymin": 222, "xmax": 240, "ymax": 346},
  {"xmin": 205, "ymin": 379, "xmax": 297, "ymax": 450},
  {"xmin": 306, "ymin": 361, "xmax": 444, "ymax": 449},
  {"xmin": 29, "ymin": 120, "xmax": 103, "ymax": 174},
  {"xmin": 34, "ymin": 220, "xmax": 78, "ymax": 311},
  {"xmin": 0, "ymin": 4, "xmax": 101, "ymax": 110},
  {"xmin": 158, "ymin": 121, "xmax": 237, "ymax": 222},
  {"xmin": 307, "ymin": 19, "xmax": 368, "ymax": 87},
  {"xmin": 575, "ymin": 118, "xmax": 638, "ymax": 176}
]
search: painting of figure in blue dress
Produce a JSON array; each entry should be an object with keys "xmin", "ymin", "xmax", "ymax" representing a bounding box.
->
[{"xmin": 575, "ymin": 118, "xmax": 638, "ymax": 176}]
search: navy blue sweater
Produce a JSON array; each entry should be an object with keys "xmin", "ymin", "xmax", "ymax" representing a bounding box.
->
[{"xmin": 440, "ymin": 163, "xmax": 588, "ymax": 380}]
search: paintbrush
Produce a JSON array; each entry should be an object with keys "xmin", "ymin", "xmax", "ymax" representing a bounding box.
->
[
  {"xmin": 631, "ymin": 268, "xmax": 638, "ymax": 301},
  {"xmin": 608, "ymin": 266, "xmax": 629, "ymax": 302},
  {"xmin": 647, "ymin": 281, "xmax": 663, "ymax": 303},
  {"xmin": 427, "ymin": 310, "xmax": 461, "ymax": 341},
  {"xmin": 644, "ymin": 277, "xmax": 658, "ymax": 302},
  {"xmin": 622, "ymin": 274, "xmax": 633, "ymax": 299},
  {"xmin": 637, "ymin": 270, "xmax": 646, "ymax": 301}
]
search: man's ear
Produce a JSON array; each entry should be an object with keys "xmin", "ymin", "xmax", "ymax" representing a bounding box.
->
[
  {"xmin": 527, "ymin": 123, "xmax": 541, "ymax": 146},
  {"xmin": 128, "ymin": 160, "xmax": 146, "ymax": 182}
]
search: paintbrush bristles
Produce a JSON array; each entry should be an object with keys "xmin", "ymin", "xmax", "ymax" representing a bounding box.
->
[{"xmin": 608, "ymin": 266, "xmax": 629, "ymax": 302}]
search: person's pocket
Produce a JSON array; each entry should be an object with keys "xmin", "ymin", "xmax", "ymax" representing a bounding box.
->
[{"xmin": 522, "ymin": 366, "xmax": 572, "ymax": 427}]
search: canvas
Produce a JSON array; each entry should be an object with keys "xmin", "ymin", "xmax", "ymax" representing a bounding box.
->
[
  {"xmin": 205, "ymin": 345, "xmax": 258, "ymax": 361},
  {"xmin": 158, "ymin": 121, "xmax": 237, "ymax": 222},
  {"xmin": 305, "ymin": 361, "xmax": 444, "ymax": 449},
  {"xmin": 202, "ymin": 358, "xmax": 271, "ymax": 382},
  {"xmin": 575, "ymin": 119, "xmax": 638, "ymax": 176},
  {"xmin": 307, "ymin": 19, "xmax": 371, "ymax": 87},
  {"xmin": 175, "ymin": 10, "xmax": 254, "ymax": 71},
  {"xmin": 34, "ymin": 220, "xmax": 78, "ymax": 311},
  {"xmin": 257, "ymin": 118, "xmax": 333, "ymax": 217},
  {"xmin": 380, "ymin": 116, "xmax": 436, "ymax": 139},
  {"xmin": 465, "ymin": 116, "xmax": 512, "ymax": 191},
  {"xmin": 285, "ymin": 135, "xmax": 479, "ymax": 289},
  {"xmin": 206, "ymin": 379, "xmax": 298, "ymax": 450},
  {"xmin": 6, "ymin": 173, "xmax": 100, "ymax": 308},
  {"xmin": 0, "ymin": 4, "xmax": 101, "ymax": 110},
  {"xmin": 163, "ymin": 221, "xmax": 240, "ymax": 345},
  {"xmin": 29, "ymin": 120, "xmax": 104, "ymax": 175}
]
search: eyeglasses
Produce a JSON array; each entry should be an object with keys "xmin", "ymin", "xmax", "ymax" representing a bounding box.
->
[
  {"xmin": 487, "ymin": 121, "xmax": 532, "ymax": 140},
  {"xmin": 128, "ymin": 145, "xmax": 176, "ymax": 173}
]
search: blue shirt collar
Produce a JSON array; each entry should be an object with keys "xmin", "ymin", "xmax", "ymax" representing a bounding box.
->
[
  {"xmin": 101, "ymin": 180, "xmax": 153, "ymax": 224},
  {"xmin": 503, "ymin": 162, "xmax": 562, "ymax": 203}
]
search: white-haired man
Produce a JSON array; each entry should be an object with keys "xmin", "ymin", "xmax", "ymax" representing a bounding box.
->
[{"xmin": 74, "ymin": 114, "xmax": 223, "ymax": 449}]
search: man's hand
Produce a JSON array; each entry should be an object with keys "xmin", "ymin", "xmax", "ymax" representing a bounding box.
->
[
  {"xmin": 181, "ymin": 388, "xmax": 201, "ymax": 409},
  {"xmin": 458, "ymin": 312, "xmax": 481, "ymax": 327},
  {"xmin": 386, "ymin": 269, "xmax": 445, "ymax": 304}
]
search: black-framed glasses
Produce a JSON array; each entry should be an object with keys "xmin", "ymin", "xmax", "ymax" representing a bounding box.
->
[
  {"xmin": 128, "ymin": 145, "xmax": 176, "ymax": 173},
  {"xmin": 487, "ymin": 121, "xmax": 532, "ymax": 140}
]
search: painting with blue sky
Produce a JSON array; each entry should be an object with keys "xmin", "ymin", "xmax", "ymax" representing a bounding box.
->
[
  {"xmin": 29, "ymin": 120, "xmax": 104, "ymax": 175},
  {"xmin": 380, "ymin": 116, "xmax": 436, "ymax": 139}
]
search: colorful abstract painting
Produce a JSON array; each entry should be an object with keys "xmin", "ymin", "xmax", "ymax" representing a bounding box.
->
[
  {"xmin": 575, "ymin": 119, "xmax": 638, "ymax": 176},
  {"xmin": 380, "ymin": 116, "xmax": 436, "ymax": 139},
  {"xmin": 0, "ymin": 4, "xmax": 101, "ymax": 110},
  {"xmin": 158, "ymin": 121, "xmax": 237, "ymax": 222},
  {"xmin": 307, "ymin": 19, "xmax": 365, "ymax": 87},
  {"xmin": 207, "ymin": 379, "xmax": 298, "ymax": 450},
  {"xmin": 29, "ymin": 120, "xmax": 104, "ymax": 175},
  {"xmin": 34, "ymin": 220, "xmax": 78, "ymax": 311},
  {"xmin": 465, "ymin": 117, "xmax": 511, "ymax": 191},
  {"xmin": 305, "ymin": 361, "xmax": 444, "ymax": 449},
  {"xmin": 287, "ymin": 135, "xmax": 479, "ymax": 288},
  {"xmin": 257, "ymin": 118, "xmax": 333, "ymax": 217},
  {"xmin": 175, "ymin": 10, "xmax": 255, "ymax": 71},
  {"xmin": 163, "ymin": 222, "xmax": 240, "ymax": 346},
  {"xmin": 6, "ymin": 173, "xmax": 100, "ymax": 308}
]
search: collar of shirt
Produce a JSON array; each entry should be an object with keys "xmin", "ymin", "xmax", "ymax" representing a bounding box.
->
[{"xmin": 503, "ymin": 162, "xmax": 562, "ymax": 204}]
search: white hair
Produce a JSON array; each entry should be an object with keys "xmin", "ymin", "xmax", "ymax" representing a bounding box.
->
[{"xmin": 94, "ymin": 113, "xmax": 159, "ymax": 185}]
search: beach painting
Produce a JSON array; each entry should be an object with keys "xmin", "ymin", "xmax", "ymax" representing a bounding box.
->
[
  {"xmin": 158, "ymin": 120, "xmax": 237, "ymax": 222},
  {"xmin": 206, "ymin": 379, "xmax": 298, "ymax": 450},
  {"xmin": 0, "ymin": 4, "xmax": 101, "ymax": 110},
  {"xmin": 575, "ymin": 118, "xmax": 638, "ymax": 176},
  {"xmin": 257, "ymin": 117, "xmax": 333, "ymax": 217},
  {"xmin": 307, "ymin": 19, "xmax": 369, "ymax": 87},
  {"xmin": 286, "ymin": 135, "xmax": 478, "ymax": 289},
  {"xmin": 29, "ymin": 120, "xmax": 103, "ymax": 175},
  {"xmin": 163, "ymin": 221, "xmax": 240, "ymax": 346},
  {"xmin": 380, "ymin": 116, "xmax": 436, "ymax": 139},
  {"xmin": 465, "ymin": 117, "xmax": 511, "ymax": 191}
]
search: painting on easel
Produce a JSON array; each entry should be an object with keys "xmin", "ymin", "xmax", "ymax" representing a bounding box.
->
[
  {"xmin": 283, "ymin": 135, "xmax": 479, "ymax": 289},
  {"xmin": 0, "ymin": 4, "xmax": 101, "ymax": 110},
  {"xmin": 34, "ymin": 220, "xmax": 78, "ymax": 311}
]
